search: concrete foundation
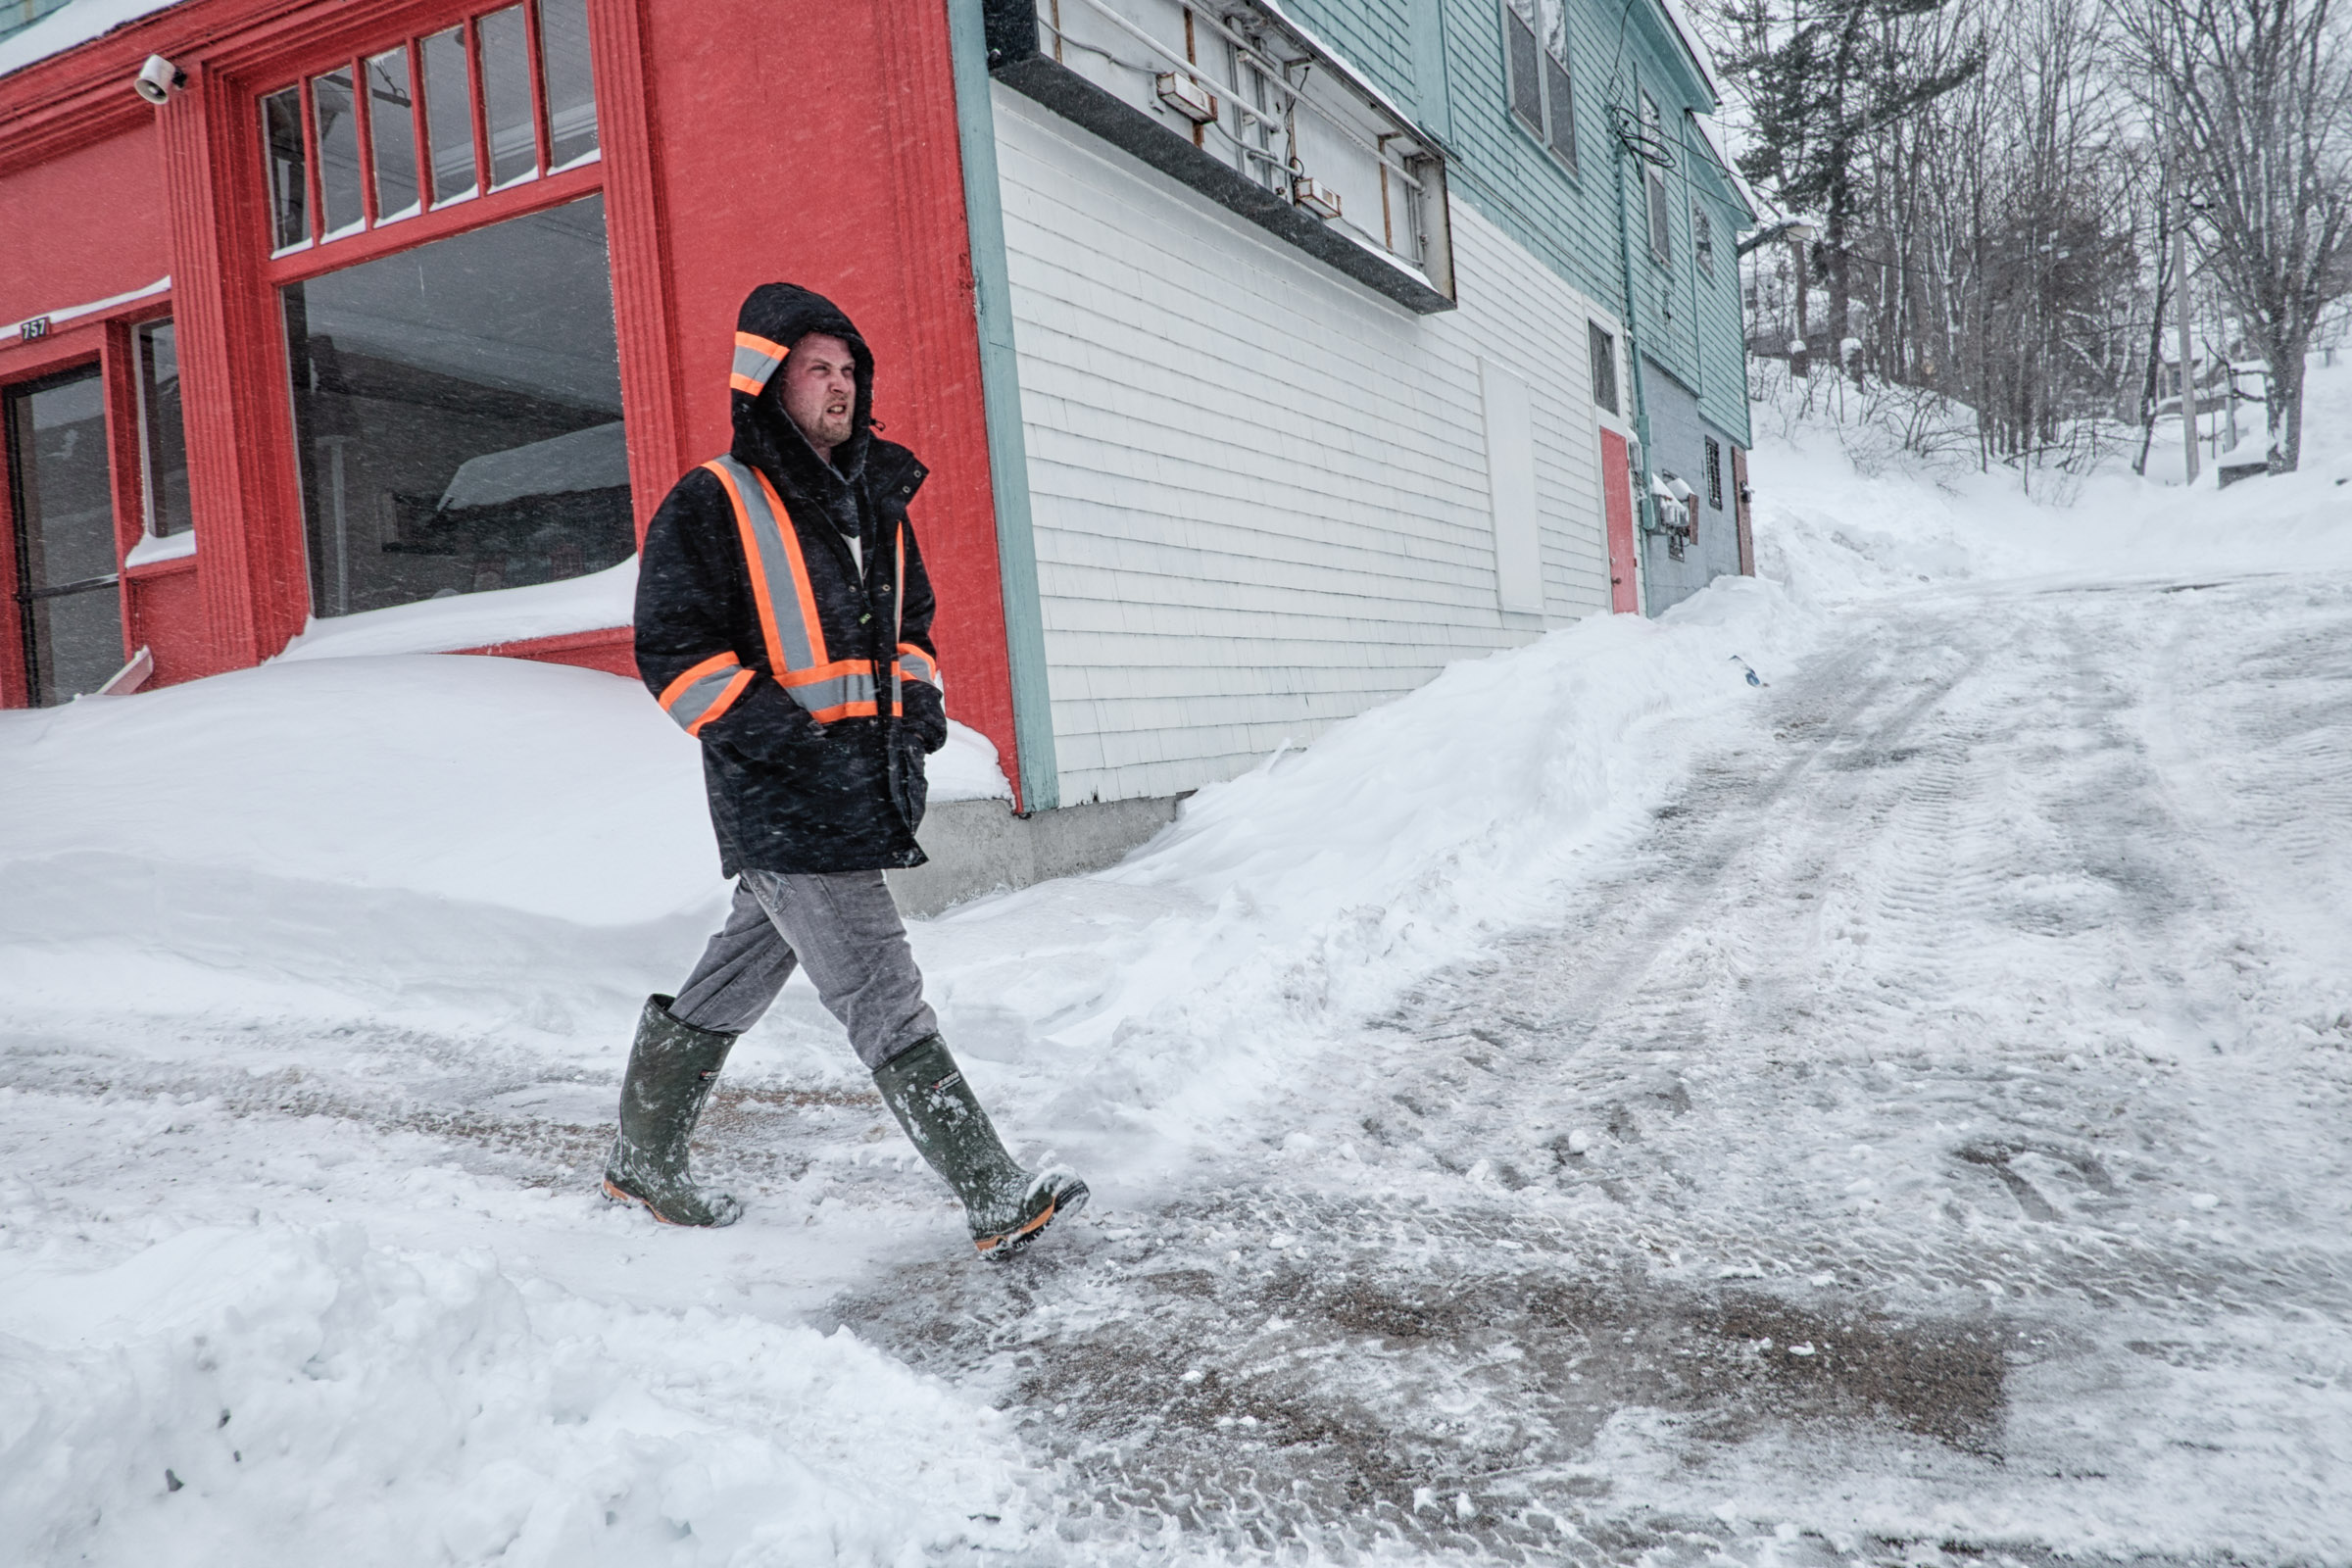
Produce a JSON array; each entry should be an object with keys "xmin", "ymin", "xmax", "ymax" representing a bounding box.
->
[{"xmin": 886, "ymin": 793, "xmax": 1185, "ymax": 916}]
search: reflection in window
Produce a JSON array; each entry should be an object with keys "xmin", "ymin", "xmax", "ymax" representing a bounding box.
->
[
  {"xmin": 1505, "ymin": 4, "xmax": 1542, "ymax": 128},
  {"xmin": 1503, "ymin": 0, "xmax": 1577, "ymax": 172},
  {"xmin": 367, "ymin": 46, "xmax": 420, "ymax": 220},
  {"xmin": 281, "ymin": 196, "xmax": 632, "ymax": 618},
  {"xmin": 136, "ymin": 320, "xmax": 192, "ymax": 538},
  {"xmin": 477, "ymin": 6, "xmax": 537, "ymax": 189},
  {"xmin": 538, "ymin": 0, "xmax": 599, "ymax": 169},
  {"xmin": 4, "ymin": 367, "xmax": 124, "ymax": 705},
  {"xmin": 263, "ymin": 85, "xmax": 309, "ymax": 250},
  {"xmin": 1543, "ymin": 51, "xmax": 1576, "ymax": 169},
  {"xmin": 313, "ymin": 66, "xmax": 365, "ymax": 236},
  {"xmin": 422, "ymin": 26, "xmax": 477, "ymax": 206}
]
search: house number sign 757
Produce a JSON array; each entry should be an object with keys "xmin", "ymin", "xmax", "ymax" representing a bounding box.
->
[{"xmin": 18, "ymin": 318, "xmax": 50, "ymax": 342}]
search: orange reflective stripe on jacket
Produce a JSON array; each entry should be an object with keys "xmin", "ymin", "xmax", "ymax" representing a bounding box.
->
[
  {"xmin": 699, "ymin": 454, "xmax": 927, "ymax": 726},
  {"xmin": 659, "ymin": 651, "xmax": 754, "ymax": 738}
]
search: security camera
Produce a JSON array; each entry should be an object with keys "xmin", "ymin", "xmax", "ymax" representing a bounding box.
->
[{"xmin": 133, "ymin": 54, "xmax": 186, "ymax": 105}]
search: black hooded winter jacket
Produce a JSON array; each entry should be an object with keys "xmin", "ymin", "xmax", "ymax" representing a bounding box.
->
[{"xmin": 634, "ymin": 283, "xmax": 949, "ymax": 876}]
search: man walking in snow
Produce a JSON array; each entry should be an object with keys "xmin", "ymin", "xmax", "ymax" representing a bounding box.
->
[{"xmin": 604, "ymin": 282, "xmax": 1086, "ymax": 1258}]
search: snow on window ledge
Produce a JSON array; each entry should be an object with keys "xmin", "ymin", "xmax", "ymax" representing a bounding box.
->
[
  {"xmin": 274, "ymin": 556, "xmax": 637, "ymax": 663},
  {"xmin": 123, "ymin": 528, "xmax": 196, "ymax": 568}
]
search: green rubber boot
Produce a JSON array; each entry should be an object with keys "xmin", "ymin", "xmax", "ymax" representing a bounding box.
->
[
  {"xmin": 874, "ymin": 1035, "xmax": 1088, "ymax": 1258},
  {"xmin": 603, "ymin": 995, "xmax": 744, "ymax": 1227}
]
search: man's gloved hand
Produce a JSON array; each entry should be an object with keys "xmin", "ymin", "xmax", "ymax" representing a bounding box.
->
[{"xmin": 905, "ymin": 684, "xmax": 950, "ymax": 755}]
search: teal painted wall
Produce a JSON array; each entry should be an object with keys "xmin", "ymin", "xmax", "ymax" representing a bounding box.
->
[{"xmin": 1278, "ymin": 0, "xmax": 1752, "ymax": 448}]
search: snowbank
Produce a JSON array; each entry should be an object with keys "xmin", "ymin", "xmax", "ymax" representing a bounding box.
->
[
  {"xmin": 0, "ymin": 1220, "xmax": 1033, "ymax": 1564},
  {"xmin": 0, "ymin": 653, "xmax": 1007, "ymax": 1029},
  {"xmin": 916, "ymin": 581, "xmax": 1819, "ymax": 1160},
  {"xmin": 1755, "ymin": 354, "xmax": 2352, "ymax": 603}
]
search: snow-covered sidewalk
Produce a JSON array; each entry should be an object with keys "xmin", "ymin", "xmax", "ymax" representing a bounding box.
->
[{"xmin": 5, "ymin": 366, "xmax": 2352, "ymax": 1563}]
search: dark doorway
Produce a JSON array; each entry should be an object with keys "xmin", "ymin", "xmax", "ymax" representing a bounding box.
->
[{"xmin": 6, "ymin": 364, "xmax": 125, "ymax": 706}]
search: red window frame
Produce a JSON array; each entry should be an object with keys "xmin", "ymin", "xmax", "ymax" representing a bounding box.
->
[{"xmin": 259, "ymin": 0, "xmax": 599, "ymax": 290}]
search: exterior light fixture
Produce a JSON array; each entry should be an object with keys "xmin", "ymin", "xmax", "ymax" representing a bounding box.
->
[{"xmin": 133, "ymin": 53, "xmax": 187, "ymax": 104}]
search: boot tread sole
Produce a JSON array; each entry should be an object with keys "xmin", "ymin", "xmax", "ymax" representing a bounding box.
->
[{"xmin": 975, "ymin": 1180, "xmax": 1090, "ymax": 1259}]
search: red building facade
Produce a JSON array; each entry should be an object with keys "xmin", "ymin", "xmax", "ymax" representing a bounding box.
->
[{"xmin": 0, "ymin": 0, "xmax": 1028, "ymax": 796}]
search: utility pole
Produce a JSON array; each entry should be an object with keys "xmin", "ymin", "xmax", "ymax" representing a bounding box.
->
[
  {"xmin": 1791, "ymin": 235, "xmax": 1811, "ymax": 377},
  {"xmin": 2169, "ymin": 82, "xmax": 2198, "ymax": 482}
]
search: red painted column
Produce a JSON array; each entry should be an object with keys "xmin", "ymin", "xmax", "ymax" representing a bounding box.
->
[
  {"xmin": 588, "ymin": 0, "xmax": 687, "ymax": 540},
  {"xmin": 158, "ymin": 61, "xmax": 312, "ymax": 675},
  {"xmin": 865, "ymin": 0, "xmax": 1018, "ymax": 792}
]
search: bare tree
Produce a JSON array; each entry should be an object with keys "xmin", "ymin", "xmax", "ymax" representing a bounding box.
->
[
  {"xmin": 2120, "ymin": 0, "xmax": 2352, "ymax": 470},
  {"xmin": 1724, "ymin": 0, "xmax": 1986, "ymax": 380}
]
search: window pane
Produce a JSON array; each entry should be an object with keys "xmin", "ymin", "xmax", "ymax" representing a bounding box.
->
[
  {"xmin": 1589, "ymin": 322, "xmax": 1617, "ymax": 414},
  {"xmin": 1505, "ymin": 8, "xmax": 1542, "ymax": 129},
  {"xmin": 262, "ymin": 85, "xmax": 309, "ymax": 249},
  {"xmin": 27, "ymin": 590, "xmax": 125, "ymax": 706},
  {"xmin": 281, "ymin": 196, "xmax": 632, "ymax": 618},
  {"xmin": 1643, "ymin": 95, "xmax": 1671, "ymax": 261},
  {"xmin": 367, "ymin": 46, "xmax": 420, "ymax": 220},
  {"xmin": 477, "ymin": 5, "xmax": 537, "ymax": 188},
  {"xmin": 538, "ymin": 0, "xmax": 599, "ymax": 168},
  {"xmin": 422, "ymin": 26, "xmax": 477, "ymax": 206},
  {"xmin": 4, "ymin": 368, "xmax": 125, "ymax": 706},
  {"xmin": 1543, "ymin": 53, "xmax": 1576, "ymax": 167},
  {"xmin": 313, "ymin": 66, "xmax": 365, "ymax": 236},
  {"xmin": 136, "ymin": 320, "xmax": 192, "ymax": 537}
]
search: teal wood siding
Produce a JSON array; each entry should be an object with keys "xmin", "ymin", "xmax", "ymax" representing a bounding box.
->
[
  {"xmin": 1678, "ymin": 124, "xmax": 1754, "ymax": 447},
  {"xmin": 1280, "ymin": 0, "xmax": 1751, "ymax": 449},
  {"xmin": 1274, "ymin": 0, "xmax": 1421, "ymax": 112}
]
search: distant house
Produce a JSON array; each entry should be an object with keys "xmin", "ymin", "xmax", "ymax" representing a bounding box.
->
[{"xmin": 1, "ymin": 0, "xmax": 1753, "ymax": 821}]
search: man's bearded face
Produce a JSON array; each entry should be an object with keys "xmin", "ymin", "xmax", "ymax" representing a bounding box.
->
[{"xmin": 780, "ymin": 332, "xmax": 857, "ymax": 455}]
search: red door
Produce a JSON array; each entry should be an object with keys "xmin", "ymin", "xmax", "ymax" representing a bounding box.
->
[{"xmin": 1599, "ymin": 427, "xmax": 1639, "ymax": 613}]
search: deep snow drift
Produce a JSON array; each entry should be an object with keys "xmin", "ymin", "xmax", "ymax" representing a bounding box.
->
[{"xmin": 4, "ymin": 361, "xmax": 2350, "ymax": 1564}]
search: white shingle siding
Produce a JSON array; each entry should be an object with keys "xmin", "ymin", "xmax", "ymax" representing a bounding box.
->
[{"xmin": 996, "ymin": 87, "xmax": 1616, "ymax": 806}]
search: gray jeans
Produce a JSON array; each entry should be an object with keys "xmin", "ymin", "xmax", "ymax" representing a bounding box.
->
[{"xmin": 670, "ymin": 869, "xmax": 939, "ymax": 1071}]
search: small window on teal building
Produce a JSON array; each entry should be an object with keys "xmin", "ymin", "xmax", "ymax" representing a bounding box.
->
[{"xmin": 1502, "ymin": 1, "xmax": 1578, "ymax": 172}]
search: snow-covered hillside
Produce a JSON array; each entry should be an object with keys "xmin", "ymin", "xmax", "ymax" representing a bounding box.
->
[{"xmin": 4, "ymin": 361, "xmax": 2349, "ymax": 1564}]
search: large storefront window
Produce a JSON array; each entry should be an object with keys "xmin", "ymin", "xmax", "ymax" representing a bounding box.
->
[
  {"xmin": 5, "ymin": 366, "xmax": 124, "ymax": 705},
  {"xmin": 281, "ymin": 193, "xmax": 632, "ymax": 617}
]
